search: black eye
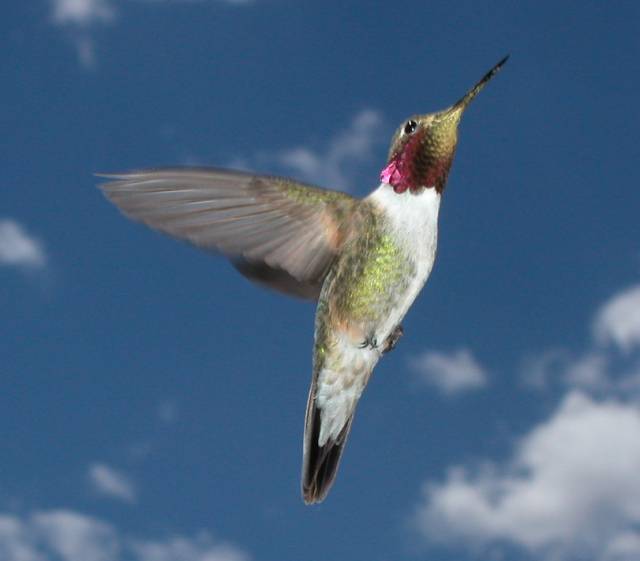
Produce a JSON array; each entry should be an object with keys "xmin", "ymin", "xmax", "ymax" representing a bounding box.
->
[{"xmin": 404, "ymin": 120, "xmax": 418, "ymax": 135}]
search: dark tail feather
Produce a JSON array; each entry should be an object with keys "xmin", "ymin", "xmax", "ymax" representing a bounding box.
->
[{"xmin": 302, "ymin": 390, "xmax": 354, "ymax": 504}]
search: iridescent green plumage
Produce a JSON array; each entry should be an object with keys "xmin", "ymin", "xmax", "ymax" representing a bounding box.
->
[
  {"xmin": 98, "ymin": 56, "xmax": 509, "ymax": 506},
  {"xmin": 312, "ymin": 202, "xmax": 414, "ymax": 371},
  {"xmin": 324, "ymin": 204, "xmax": 414, "ymax": 325}
]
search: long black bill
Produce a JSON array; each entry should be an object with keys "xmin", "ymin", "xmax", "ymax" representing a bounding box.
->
[{"xmin": 451, "ymin": 55, "xmax": 510, "ymax": 113}]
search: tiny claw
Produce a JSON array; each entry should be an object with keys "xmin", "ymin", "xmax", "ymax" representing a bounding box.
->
[
  {"xmin": 382, "ymin": 325, "xmax": 404, "ymax": 354},
  {"xmin": 359, "ymin": 335, "xmax": 378, "ymax": 350}
]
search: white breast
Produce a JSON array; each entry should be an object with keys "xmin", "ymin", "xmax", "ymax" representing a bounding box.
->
[
  {"xmin": 312, "ymin": 184, "xmax": 441, "ymax": 446},
  {"xmin": 367, "ymin": 182, "xmax": 441, "ymax": 339}
]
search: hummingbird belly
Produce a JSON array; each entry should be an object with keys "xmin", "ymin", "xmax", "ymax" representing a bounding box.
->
[
  {"xmin": 310, "ymin": 216, "xmax": 414, "ymax": 444},
  {"xmin": 321, "ymin": 185, "xmax": 440, "ymax": 349},
  {"xmin": 322, "ymin": 211, "xmax": 416, "ymax": 344},
  {"xmin": 311, "ymin": 186, "xmax": 440, "ymax": 445}
]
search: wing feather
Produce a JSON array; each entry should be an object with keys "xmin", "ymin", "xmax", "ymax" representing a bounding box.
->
[{"xmin": 99, "ymin": 167, "xmax": 359, "ymax": 299}]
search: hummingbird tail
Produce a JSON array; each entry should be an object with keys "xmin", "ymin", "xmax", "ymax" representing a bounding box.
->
[{"xmin": 302, "ymin": 393, "xmax": 354, "ymax": 504}]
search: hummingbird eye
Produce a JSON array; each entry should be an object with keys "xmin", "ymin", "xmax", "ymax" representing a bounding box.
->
[{"xmin": 403, "ymin": 120, "xmax": 418, "ymax": 135}]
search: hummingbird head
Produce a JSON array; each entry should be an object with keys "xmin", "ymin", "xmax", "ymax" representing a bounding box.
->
[{"xmin": 380, "ymin": 56, "xmax": 508, "ymax": 194}]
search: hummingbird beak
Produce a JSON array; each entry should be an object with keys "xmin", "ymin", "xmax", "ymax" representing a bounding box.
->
[
  {"xmin": 446, "ymin": 55, "xmax": 510, "ymax": 121},
  {"xmin": 383, "ymin": 56, "xmax": 509, "ymax": 193}
]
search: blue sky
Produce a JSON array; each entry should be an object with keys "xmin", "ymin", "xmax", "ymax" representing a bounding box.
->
[{"xmin": 3, "ymin": 1, "xmax": 640, "ymax": 560}]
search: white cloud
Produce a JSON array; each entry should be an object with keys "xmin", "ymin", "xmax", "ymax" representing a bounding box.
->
[
  {"xmin": 51, "ymin": 0, "xmax": 115, "ymax": 26},
  {"xmin": 88, "ymin": 463, "xmax": 136, "ymax": 504},
  {"xmin": 413, "ymin": 390, "xmax": 640, "ymax": 560},
  {"xmin": 230, "ymin": 109, "xmax": 384, "ymax": 191},
  {"xmin": 412, "ymin": 275, "xmax": 640, "ymax": 560},
  {"xmin": 0, "ymin": 220, "xmax": 47, "ymax": 270},
  {"xmin": 520, "ymin": 349, "xmax": 640, "ymax": 397},
  {"xmin": 562, "ymin": 351, "xmax": 610, "ymax": 390},
  {"xmin": 408, "ymin": 348, "xmax": 488, "ymax": 395},
  {"xmin": 33, "ymin": 511, "xmax": 118, "ymax": 561},
  {"xmin": 132, "ymin": 533, "xmax": 249, "ymax": 561},
  {"xmin": 594, "ymin": 285, "xmax": 640, "ymax": 353},
  {"xmin": 276, "ymin": 109, "xmax": 383, "ymax": 190},
  {"xmin": 49, "ymin": 0, "xmax": 116, "ymax": 68},
  {"xmin": 521, "ymin": 348, "xmax": 614, "ymax": 393},
  {"xmin": 604, "ymin": 532, "xmax": 640, "ymax": 561},
  {"xmin": 0, "ymin": 510, "xmax": 249, "ymax": 561},
  {"xmin": 0, "ymin": 515, "xmax": 39, "ymax": 561},
  {"xmin": 519, "ymin": 349, "xmax": 568, "ymax": 389},
  {"xmin": 518, "ymin": 284, "xmax": 640, "ymax": 396},
  {"xmin": 50, "ymin": 0, "xmax": 254, "ymax": 67}
]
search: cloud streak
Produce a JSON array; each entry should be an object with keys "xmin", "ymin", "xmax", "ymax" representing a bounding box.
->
[
  {"xmin": 49, "ymin": 0, "xmax": 116, "ymax": 68},
  {"xmin": 50, "ymin": 0, "xmax": 253, "ymax": 68},
  {"xmin": 0, "ymin": 219, "xmax": 47, "ymax": 270},
  {"xmin": 413, "ymin": 280, "xmax": 640, "ymax": 561},
  {"xmin": 231, "ymin": 109, "xmax": 385, "ymax": 192},
  {"xmin": 132, "ymin": 534, "xmax": 249, "ymax": 561},
  {"xmin": 519, "ymin": 283, "xmax": 640, "ymax": 395},
  {"xmin": 51, "ymin": 0, "xmax": 115, "ymax": 26},
  {"xmin": 408, "ymin": 348, "xmax": 488, "ymax": 395},
  {"xmin": 275, "ymin": 109, "xmax": 384, "ymax": 191},
  {"xmin": 594, "ymin": 285, "xmax": 640, "ymax": 353},
  {"xmin": 88, "ymin": 463, "xmax": 137, "ymax": 504},
  {"xmin": 0, "ymin": 509, "xmax": 249, "ymax": 561},
  {"xmin": 414, "ymin": 391, "xmax": 640, "ymax": 560}
]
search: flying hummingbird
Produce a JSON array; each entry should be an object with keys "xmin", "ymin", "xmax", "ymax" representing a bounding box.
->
[{"xmin": 99, "ymin": 56, "xmax": 508, "ymax": 504}]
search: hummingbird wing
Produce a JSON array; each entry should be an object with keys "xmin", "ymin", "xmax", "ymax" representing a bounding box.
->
[{"xmin": 99, "ymin": 168, "xmax": 358, "ymax": 299}]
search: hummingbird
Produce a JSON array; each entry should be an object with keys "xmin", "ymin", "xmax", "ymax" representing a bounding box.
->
[{"xmin": 99, "ymin": 56, "xmax": 508, "ymax": 504}]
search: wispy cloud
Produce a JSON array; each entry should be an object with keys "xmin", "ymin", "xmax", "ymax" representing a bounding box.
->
[
  {"xmin": 0, "ymin": 219, "xmax": 47, "ymax": 270},
  {"xmin": 157, "ymin": 399, "xmax": 179, "ymax": 424},
  {"xmin": 413, "ymin": 279, "xmax": 640, "ymax": 561},
  {"xmin": 88, "ymin": 463, "xmax": 136, "ymax": 504},
  {"xmin": 139, "ymin": 0, "xmax": 253, "ymax": 5},
  {"xmin": 413, "ymin": 390, "xmax": 640, "ymax": 561},
  {"xmin": 50, "ymin": 0, "xmax": 116, "ymax": 68},
  {"xmin": 132, "ymin": 533, "xmax": 249, "ymax": 561},
  {"xmin": 408, "ymin": 348, "xmax": 488, "ymax": 395},
  {"xmin": 594, "ymin": 285, "xmax": 640, "ymax": 353},
  {"xmin": 49, "ymin": 0, "xmax": 253, "ymax": 68},
  {"xmin": 0, "ymin": 509, "xmax": 249, "ymax": 561},
  {"xmin": 33, "ymin": 510, "xmax": 118, "ymax": 561},
  {"xmin": 520, "ymin": 349, "xmax": 613, "ymax": 392},
  {"xmin": 520, "ymin": 348, "xmax": 569, "ymax": 389},
  {"xmin": 276, "ymin": 109, "xmax": 384, "ymax": 190},
  {"xmin": 519, "ymin": 283, "xmax": 640, "ymax": 394},
  {"xmin": 231, "ymin": 109, "xmax": 385, "ymax": 192},
  {"xmin": 51, "ymin": 0, "xmax": 115, "ymax": 26},
  {"xmin": 562, "ymin": 351, "xmax": 611, "ymax": 390}
]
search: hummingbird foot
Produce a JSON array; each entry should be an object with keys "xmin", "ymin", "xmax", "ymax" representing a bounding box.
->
[
  {"xmin": 358, "ymin": 335, "xmax": 378, "ymax": 350},
  {"xmin": 382, "ymin": 325, "xmax": 404, "ymax": 354}
]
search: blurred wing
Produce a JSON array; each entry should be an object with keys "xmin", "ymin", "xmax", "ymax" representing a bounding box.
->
[{"xmin": 99, "ymin": 168, "xmax": 359, "ymax": 299}]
